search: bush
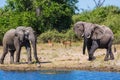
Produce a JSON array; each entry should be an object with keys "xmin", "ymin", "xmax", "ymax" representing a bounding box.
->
[
  {"xmin": 37, "ymin": 28, "xmax": 81, "ymax": 43},
  {"xmin": 65, "ymin": 28, "xmax": 80, "ymax": 41},
  {"xmin": 38, "ymin": 30, "xmax": 64, "ymax": 43}
]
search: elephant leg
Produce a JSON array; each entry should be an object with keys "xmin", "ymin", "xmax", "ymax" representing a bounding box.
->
[
  {"xmin": 109, "ymin": 48, "xmax": 114, "ymax": 60},
  {"xmin": 9, "ymin": 50, "xmax": 15, "ymax": 64},
  {"xmin": 31, "ymin": 41, "xmax": 40, "ymax": 63},
  {"xmin": 26, "ymin": 47, "xmax": 32, "ymax": 64},
  {"xmin": 86, "ymin": 39, "xmax": 92, "ymax": 53},
  {"xmin": 34, "ymin": 52, "xmax": 39, "ymax": 63},
  {"xmin": 87, "ymin": 44, "xmax": 92, "ymax": 60},
  {"xmin": 25, "ymin": 41, "xmax": 32, "ymax": 64},
  {"xmin": 15, "ymin": 47, "xmax": 21, "ymax": 63},
  {"xmin": 108, "ymin": 40, "xmax": 114, "ymax": 60},
  {"xmin": 104, "ymin": 49, "xmax": 110, "ymax": 61},
  {"xmin": 33, "ymin": 48, "xmax": 39, "ymax": 63},
  {"xmin": 0, "ymin": 46, "xmax": 8, "ymax": 64},
  {"xmin": 14, "ymin": 38, "xmax": 21, "ymax": 64},
  {"xmin": 88, "ymin": 41, "xmax": 98, "ymax": 61}
]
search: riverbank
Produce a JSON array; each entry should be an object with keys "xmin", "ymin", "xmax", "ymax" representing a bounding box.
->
[
  {"xmin": 0, "ymin": 42, "xmax": 120, "ymax": 72},
  {"xmin": 0, "ymin": 61, "xmax": 120, "ymax": 72}
]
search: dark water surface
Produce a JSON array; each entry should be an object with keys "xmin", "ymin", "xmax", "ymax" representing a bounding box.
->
[{"xmin": 0, "ymin": 70, "xmax": 120, "ymax": 80}]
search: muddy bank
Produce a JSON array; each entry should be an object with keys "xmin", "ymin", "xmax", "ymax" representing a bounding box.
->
[
  {"xmin": 0, "ymin": 64, "xmax": 120, "ymax": 72},
  {"xmin": 0, "ymin": 60, "xmax": 120, "ymax": 72},
  {"xmin": 0, "ymin": 43, "xmax": 120, "ymax": 72}
]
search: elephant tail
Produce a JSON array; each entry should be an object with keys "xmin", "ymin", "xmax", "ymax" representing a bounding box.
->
[
  {"xmin": 113, "ymin": 37, "xmax": 117, "ymax": 53},
  {"xmin": 113, "ymin": 44, "xmax": 117, "ymax": 53}
]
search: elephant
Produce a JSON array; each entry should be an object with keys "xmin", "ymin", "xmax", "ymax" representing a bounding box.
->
[
  {"xmin": 73, "ymin": 21, "xmax": 92, "ymax": 55},
  {"xmin": 16, "ymin": 26, "xmax": 40, "ymax": 64},
  {"xmin": 0, "ymin": 28, "xmax": 25, "ymax": 64},
  {"xmin": 74, "ymin": 21, "xmax": 115, "ymax": 61}
]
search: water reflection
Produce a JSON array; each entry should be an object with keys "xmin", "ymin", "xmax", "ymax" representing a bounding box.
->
[{"xmin": 40, "ymin": 70, "xmax": 71, "ymax": 74}]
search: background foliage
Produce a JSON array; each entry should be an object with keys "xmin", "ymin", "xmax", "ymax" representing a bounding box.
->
[{"xmin": 0, "ymin": 0, "xmax": 120, "ymax": 44}]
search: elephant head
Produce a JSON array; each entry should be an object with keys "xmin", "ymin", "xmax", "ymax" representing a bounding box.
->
[
  {"xmin": 84, "ymin": 24, "xmax": 105, "ymax": 40},
  {"xmin": 16, "ymin": 26, "xmax": 39, "ymax": 63},
  {"xmin": 73, "ymin": 21, "xmax": 88, "ymax": 55},
  {"xmin": 73, "ymin": 21, "xmax": 86, "ymax": 38},
  {"xmin": 25, "ymin": 27, "xmax": 37, "ymax": 42},
  {"xmin": 15, "ymin": 28, "xmax": 25, "ymax": 42}
]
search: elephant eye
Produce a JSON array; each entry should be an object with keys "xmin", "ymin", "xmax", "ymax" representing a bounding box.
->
[
  {"xmin": 79, "ymin": 29, "xmax": 84, "ymax": 32},
  {"xmin": 77, "ymin": 26, "xmax": 79, "ymax": 28}
]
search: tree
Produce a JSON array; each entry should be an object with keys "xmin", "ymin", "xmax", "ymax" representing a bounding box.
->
[
  {"xmin": 4, "ymin": 0, "xmax": 78, "ymax": 33},
  {"xmin": 93, "ymin": 0, "xmax": 105, "ymax": 8},
  {"xmin": 6, "ymin": 0, "xmax": 33, "ymax": 11}
]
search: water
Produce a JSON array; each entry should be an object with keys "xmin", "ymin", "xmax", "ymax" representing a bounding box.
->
[{"xmin": 0, "ymin": 70, "xmax": 120, "ymax": 80}]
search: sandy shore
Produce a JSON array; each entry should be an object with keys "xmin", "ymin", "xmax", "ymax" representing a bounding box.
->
[{"xmin": 0, "ymin": 42, "xmax": 120, "ymax": 72}]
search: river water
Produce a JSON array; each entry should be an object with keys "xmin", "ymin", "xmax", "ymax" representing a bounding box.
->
[{"xmin": 0, "ymin": 70, "xmax": 120, "ymax": 80}]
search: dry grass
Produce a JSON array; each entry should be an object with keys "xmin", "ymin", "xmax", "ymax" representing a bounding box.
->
[{"xmin": 0, "ymin": 42, "xmax": 120, "ymax": 71}]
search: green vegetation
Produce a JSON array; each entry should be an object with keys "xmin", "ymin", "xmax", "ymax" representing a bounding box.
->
[
  {"xmin": 38, "ymin": 28, "xmax": 78, "ymax": 43},
  {"xmin": 0, "ymin": 0, "xmax": 120, "ymax": 43}
]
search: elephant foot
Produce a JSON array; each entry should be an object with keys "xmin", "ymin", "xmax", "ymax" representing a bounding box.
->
[
  {"xmin": 88, "ymin": 56, "xmax": 96, "ymax": 61},
  {"xmin": 15, "ymin": 62, "xmax": 20, "ymax": 64},
  {"xmin": 36, "ymin": 60, "xmax": 40, "ymax": 64},
  {"xmin": 28, "ymin": 61, "xmax": 32, "ymax": 64},
  {"xmin": 110, "ymin": 55, "xmax": 114, "ymax": 60},
  {"xmin": 10, "ymin": 60, "xmax": 14, "ymax": 64},
  {"xmin": 0, "ymin": 60, "xmax": 3, "ymax": 64},
  {"xmin": 104, "ymin": 58, "xmax": 109, "ymax": 61},
  {"xmin": 10, "ymin": 62, "xmax": 14, "ymax": 64},
  {"xmin": 110, "ymin": 57, "xmax": 114, "ymax": 60},
  {"xmin": 83, "ymin": 52, "xmax": 85, "ymax": 55}
]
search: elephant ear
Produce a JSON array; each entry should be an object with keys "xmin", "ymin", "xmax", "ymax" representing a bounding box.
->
[
  {"xmin": 15, "ymin": 30, "xmax": 19, "ymax": 36},
  {"xmin": 92, "ymin": 25, "xmax": 104, "ymax": 40}
]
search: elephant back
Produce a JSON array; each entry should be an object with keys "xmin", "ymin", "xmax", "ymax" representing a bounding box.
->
[
  {"xmin": 16, "ymin": 26, "xmax": 26, "ymax": 32},
  {"xmin": 101, "ymin": 25, "xmax": 114, "ymax": 40},
  {"xmin": 3, "ymin": 29, "xmax": 16, "ymax": 45}
]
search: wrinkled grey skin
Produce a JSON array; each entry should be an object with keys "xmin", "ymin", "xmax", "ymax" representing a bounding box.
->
[
  {"xmin": 16, "ymin": 26, "xmax": 40, "ymax": 64},
  {"xmin": 73, "ymin": 21, "xmax": 91, "ymax": 55},
  {"xmin": 74, "ymin": 21, "xmax": 115, "ymax": 61},
  {"xmin": 0, "ymin": 29, "xmax": 25, "ymax": 64}
]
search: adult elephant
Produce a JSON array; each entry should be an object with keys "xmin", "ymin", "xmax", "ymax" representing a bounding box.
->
[
  {"xmin": 16, "ymin": 26, "xmax": 40, "ymax": 64},
  {"xmin": 0, "ymin": 28, "xmax": 25, "ymax": 64},
  {"xmin": 73, "ymin": 21, "xmax": 93, "ymax": 55},
  {"xmin": 74, "ymin": 21, "xmax": 115, "ymax": 61}
]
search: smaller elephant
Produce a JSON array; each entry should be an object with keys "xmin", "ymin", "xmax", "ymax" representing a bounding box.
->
[
  {"xmin": 0, "ymin": 28, "xmax": 25, "ymax": 64},
  {"xmin": 74, "ymin": 21, "xmax": 115, "ymax": 61},
  {"xmin": 16, "ymin": 26, "xmax": 40, "ymax": 64}
]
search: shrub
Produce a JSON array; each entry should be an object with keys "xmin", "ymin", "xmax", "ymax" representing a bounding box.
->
[
  {"xmin": 37, "ymin": 28, "xmax": 81, "ymax": 43},
  {"xmin": 37, "ymin": 30, "xmax": 64, "ymax": 43},
  {"xmin": 65, "ymin": 27, "xmax": 80, "ymax": 41}
]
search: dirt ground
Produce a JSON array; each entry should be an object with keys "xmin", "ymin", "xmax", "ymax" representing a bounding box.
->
[{"xmin": 0, "ymin": 42, "xmax": 120, "ymax": 72}]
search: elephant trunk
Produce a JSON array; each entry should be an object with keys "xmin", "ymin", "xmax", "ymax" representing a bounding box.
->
[
  {"xmin": 83, "ymin": 37, "xmax": 88, "ymax": 55},
  {"xmin": 83, "ymin": 39, "xmax": 86, "ymax": 55}
]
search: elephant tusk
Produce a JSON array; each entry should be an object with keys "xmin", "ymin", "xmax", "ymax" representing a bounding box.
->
[
  {"xmin": 82, "ymin": 34, "xmax": 84, "ymax": 37},
  {"xmin": 87, "ymin": 35, "xmax": 91, "ymax": 38}
]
